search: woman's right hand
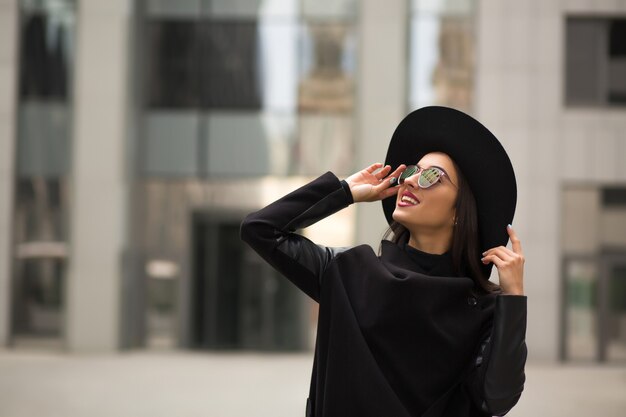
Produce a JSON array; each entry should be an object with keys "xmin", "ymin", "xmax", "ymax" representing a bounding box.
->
[{"xmin": 344, "ymin": 163, "xmax": 406, "ymax": 203}]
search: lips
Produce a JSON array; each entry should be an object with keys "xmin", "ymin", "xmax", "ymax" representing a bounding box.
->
[{"xmin": 399, "ymin": 191, "xmax": 420, "ymax": 206}]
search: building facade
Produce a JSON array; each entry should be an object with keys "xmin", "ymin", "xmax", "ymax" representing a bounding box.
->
[{"xmin": 0, "ymin": 0, "xmax": 625, "ymax": 363}]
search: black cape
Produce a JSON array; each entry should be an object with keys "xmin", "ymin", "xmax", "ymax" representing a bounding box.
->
[{"xmin": 240, "ymin": 172, "xmax": 527, "ymax": 417}]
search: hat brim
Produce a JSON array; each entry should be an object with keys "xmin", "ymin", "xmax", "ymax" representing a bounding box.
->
[{"xmin": 382, "ymin": 106, "xmax": 517, "ymax": 279}]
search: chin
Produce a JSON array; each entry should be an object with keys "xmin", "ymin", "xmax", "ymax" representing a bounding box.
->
[{"xmin": 391, "ymin": 211, "xmax": 406, "ymax": 226}]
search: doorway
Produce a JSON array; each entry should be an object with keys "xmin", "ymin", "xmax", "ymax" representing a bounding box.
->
[
  {"xmin": 598, "ymin": 250, "xmax": 626, "ymax": 362},
  {"xmin": 561, "ymin": 249, "xmax": 626, "ymax": 363},
  {"xmin": 191, "ymin": 212, "xmax": 309, "ymax": 351}
]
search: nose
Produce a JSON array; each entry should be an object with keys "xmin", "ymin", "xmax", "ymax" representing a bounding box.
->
[{"xmin": 402, "ymin": 171, "xmax": 421, "ymax": 189}]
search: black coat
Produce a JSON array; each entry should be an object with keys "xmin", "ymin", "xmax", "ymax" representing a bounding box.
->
[{"xmin": 240, "ymin": 171, "xmax": 527, "ymax": 417}]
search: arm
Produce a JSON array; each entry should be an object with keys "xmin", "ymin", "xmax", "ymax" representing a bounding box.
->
[
  {"xmin": 465, "ymin": 294, "xmax": 528, "ymax": 416},
  {"xmin": 239, "ymin": 171, "xmax": 354, "ymax": 303},
  {"xmin": 240, "ymin": 163, "xmax": 404, "ymax": 301}
]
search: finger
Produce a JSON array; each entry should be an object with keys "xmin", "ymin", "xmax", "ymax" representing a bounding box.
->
[
  {"xmin": 365, "ymin": 162, "xmax": 383, "ymax": 174},
  {"xmin": 389, "ymin": 164, "xmax": 406, "ymax": 176},
  {"xmin": 507, "ymin": 224, "xmax": 523, "ymax": 255},
  {"xmin": 384, "ymin": 164, "xmax": 406, "ymax": 186},
  {"xmin": 374, "ymin": 165, "xmax": 392, "ymax": 179},
  {"xmin": 481, "ymin": 253, "xmax": 505, "ymax": 268},
  {"xmin": 482, "ymin": 247, "xmax": 515, "ymax": 262},
  {"xmin": 373, "ymin": 165, "xmax": 405, "ymax": 191}
]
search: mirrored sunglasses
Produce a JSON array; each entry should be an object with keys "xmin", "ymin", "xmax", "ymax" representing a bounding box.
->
[{"xmin": 398, "ymin": 165, "xmax": 452, "ymax": 189}]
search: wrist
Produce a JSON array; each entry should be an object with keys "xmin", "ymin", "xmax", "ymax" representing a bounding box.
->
[
  {"xmin": 340, "ymin": 179, "xmax": 355, "ymax": 204},
  {"xmin": 501, "ymin": 289, "xmax": 525, "ymax": 296}
]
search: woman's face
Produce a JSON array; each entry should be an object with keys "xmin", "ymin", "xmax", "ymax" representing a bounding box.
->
[{"xmin": 392, "ymin": 152, "xmax": 459, "ymax": 231}]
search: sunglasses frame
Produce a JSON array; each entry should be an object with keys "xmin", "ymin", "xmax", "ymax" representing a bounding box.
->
[{"xmin": 398, "ymin": 165, "xmax": 457, "ymax": 189}]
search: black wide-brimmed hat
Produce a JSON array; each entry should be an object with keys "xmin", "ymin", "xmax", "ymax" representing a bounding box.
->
[{"xmin": 382, "ymin": 105, "xmax": 517, "ymax": 279}]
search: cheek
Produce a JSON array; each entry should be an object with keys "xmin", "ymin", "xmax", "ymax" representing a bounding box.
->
[
  {"xmin": 425, "ymin": 195, "xmax": 457, "ymax": 216},
  {"xmin": 427, "ymin": 192, "xmax": 455, "ymax": 206}
]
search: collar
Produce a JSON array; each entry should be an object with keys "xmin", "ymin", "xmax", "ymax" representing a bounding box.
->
[{"xmin": 379, "ymin": 239, "xmax": 456, "ymax": 277}]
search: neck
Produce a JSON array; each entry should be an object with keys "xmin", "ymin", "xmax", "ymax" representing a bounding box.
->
[{"xmin": 407, "ymin": 229, "xmax": 452, "ymax": 255}]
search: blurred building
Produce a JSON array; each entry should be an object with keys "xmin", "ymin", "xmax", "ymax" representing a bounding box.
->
[{"xmin": 0, "ymin": 0, "xmax": 624, "ymax": 364}]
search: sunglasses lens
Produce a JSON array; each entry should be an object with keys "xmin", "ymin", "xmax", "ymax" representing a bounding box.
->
[
  {"xmin": 399, "ymin": 166, "xmax": 417, "ymax": 183},
  {"xmin": 418, "ymin": 168, "xmax": 441, "ymax": 188}
]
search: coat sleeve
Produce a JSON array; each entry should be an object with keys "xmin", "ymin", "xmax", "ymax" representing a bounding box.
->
[
  {"xmin": 464, "ymin": 294, "xmax": 528, "ymax": 416},
  {"xmin": 239, "ymin": 171, "xmax": 355, "ymax": 303}
]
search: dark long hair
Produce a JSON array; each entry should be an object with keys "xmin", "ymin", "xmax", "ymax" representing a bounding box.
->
[{"xmin": 378, "ymin": 159, "xmax": 501, "ymax": 296}]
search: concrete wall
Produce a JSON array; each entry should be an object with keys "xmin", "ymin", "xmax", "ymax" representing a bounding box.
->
[{"xmin": 0, "ymin": 0, "xmax": 17, "ymax": 347}]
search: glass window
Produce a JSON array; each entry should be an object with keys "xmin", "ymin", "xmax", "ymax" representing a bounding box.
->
[
  {"xmin": 565, "ymin": 18, "xmax": 606, "ymax": 106},
  {"xmin": 258, "ymin": 22, "xmax": 299, "ymax": 112},
  {"xmin": 408, "ymin": 0, "xmax": 476, "ymax": 113},
  {"xmin": 203, "ymin": 21, "xmax": 263, "ymax": 109},
  {"xmin": 298, "ymin": 22, "xmax": 356, "ymax": 114},
  {"xmin": 302, "ymin": 0, "xmax": 356, "ymax": 20},
  {"xmin": 144, "ymin": 111, "xmax": 200, "ymax": 176},
  {"xmin": 137, "ymin": 1, "xmax": 359, "ymax": 352},
  {"xmin": 208, "ymin": 0, "xmax": 298, "ymax": 19},
  {"xmin": 564, "ymin": 259, "xmax": 598, "ymax": 361},
  {"xmin": 145, "ymin": 0, "xmax": 202, "ymax": 18},
  {"xmin": 204, "ymin": 112, "xmax": 295, "ymax": 177},
  {"xmin": 12, "ymin": 0, "xmax": 76, "ymax": 342},
  {"xmin": 561, "ymin": 186, "xmax": 626, "ymax": 363},
  {"xmin": 295, "ymin": 21, "xmax": 356, "ymax": 176},
  {"xmin": 146, "ymin": 273, "xmax": 179, "ymax": 349},
  {"xmin": 608, "ymin": 20, "xmax": 626, "ymax": 105},
  {"xmin": 411, "ymin": 0, "xmax": 473, "ymax": 14},
  {"xmin": 602, "ymin": 187, "xmax": 626, "ymax": 207},
  {"xmin": 12, "ymin": 257, "xmax": 66, "ymax": 339},
  {"xmin": 145, "ymin": 21, "xmax": 202, "ymax": 109},
  {"xmin": 141, "ymin": 3, "xmax": 357, "ymax": 177},
  {"xmin": 607, "ymin": 262, "xmax": 626, "ymax": 361},
  {"xmin": 19, "ymin": 4, "xmax": 74, "ymax": 101},
  {"xmin": 145, "ymin": 19, "xmax": 299, "ymax": 112},
  {"xmin": 191, "ymin": 219, "xmax": 308, "ymax": 350},
  {"xmin": 565, "ymin": 17, "xmax": 626, "ymax": 107},
  {"xmin": 146, "ymin": 0, "xmax": 300, "ymax": 19},
  {"xmin": 13, "ymin": 178, "xmax": 69, "ymax": 340},
  {"xmin": 17, "ymin": 102, "xmax": 71, "ymax": 178},
  {"xmin": 295, "ymin": 114, "xmax": 353, "ymax": 175}
]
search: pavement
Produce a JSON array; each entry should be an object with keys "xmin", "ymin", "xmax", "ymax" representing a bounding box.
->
[{"xmin": 0, "ymin": 348, "xmax": 624, "ymax": 417}]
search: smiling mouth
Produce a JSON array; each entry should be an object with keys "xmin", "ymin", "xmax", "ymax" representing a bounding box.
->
[
  {"xmin": 397, "ymin": 191, "xmax": 421, "ymax": 207},
  {"xmin": 401, "ymin": 195, "xmax": 419, "ymax": 205}
]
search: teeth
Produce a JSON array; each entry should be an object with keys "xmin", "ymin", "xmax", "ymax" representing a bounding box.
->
[{"xmin": 401, "ymin": 196, "xmax": 419, "ymax": 205}]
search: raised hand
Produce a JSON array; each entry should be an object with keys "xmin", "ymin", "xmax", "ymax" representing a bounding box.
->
[
  {"xmin": 481, "ymin": 224, "xmax": 525, "ymax": 296},
  {"xmin": 344, "ymin": 163, "xmax": 406, "ymax": 203}
]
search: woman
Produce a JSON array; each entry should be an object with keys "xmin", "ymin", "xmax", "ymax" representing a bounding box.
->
[{"xmin": 240, "ymin": 106, "xmax": 527, "ymax": 417}]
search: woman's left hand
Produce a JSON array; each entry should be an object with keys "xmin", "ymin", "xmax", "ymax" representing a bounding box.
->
[{"xmin": 481, "ymin": 224, "xmax": 525, "ymax": 296}]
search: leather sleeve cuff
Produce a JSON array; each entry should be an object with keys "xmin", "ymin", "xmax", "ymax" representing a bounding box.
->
[
  {"xmin": 482, "ymin": 294, "xmax": 528, "ymax": 414},
  {"xmin": 340, "ymin": 179, "xmax": 354, "ymax": 204},
  {"xmin": 280, "ymin": 172, "xmax": 352, "ymax": 232}
]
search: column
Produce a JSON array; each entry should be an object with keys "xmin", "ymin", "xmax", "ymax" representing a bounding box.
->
[
  {"xmin": 356, "ymin": 0, "xmax": 408, "ymax": 248},
  {"xmin": 66, "ymin": 0, "xmax": 132, "ymax": 352},
  {"xmin": 0, "ymin": 0, "xmax": 18, "ymax": 347}
]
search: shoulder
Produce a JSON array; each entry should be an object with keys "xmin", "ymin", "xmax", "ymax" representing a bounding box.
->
[
  {"xmin": 337, "ymin": 244, "xmax": 379, "ymax": 264},
  {"xmin": 321, "ymin": 244, "xmax": 382, "ymax": 271}
]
